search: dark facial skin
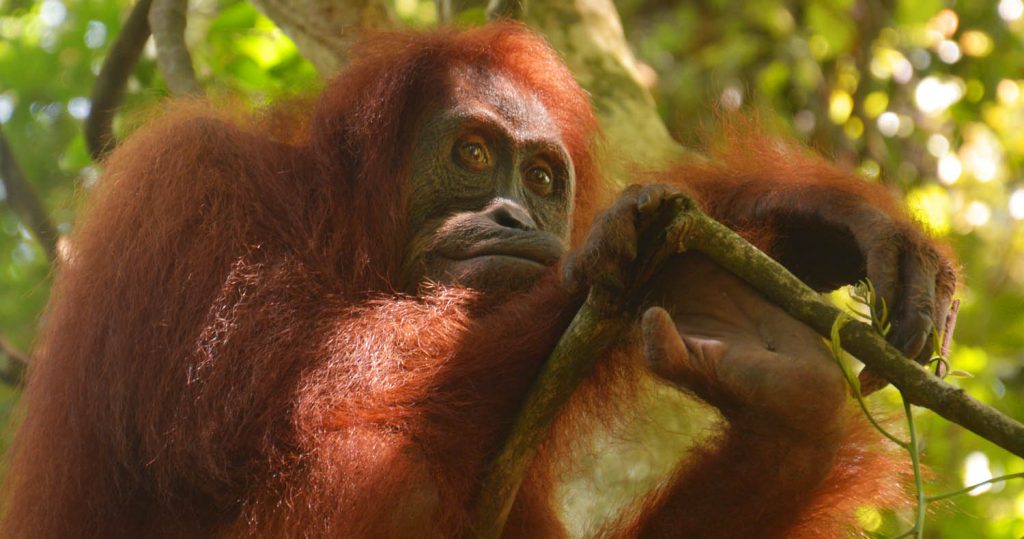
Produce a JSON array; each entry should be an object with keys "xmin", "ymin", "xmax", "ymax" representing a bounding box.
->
[{"xmin": 401, "ymin": 66, "xmax": 576, "ymax": 293}]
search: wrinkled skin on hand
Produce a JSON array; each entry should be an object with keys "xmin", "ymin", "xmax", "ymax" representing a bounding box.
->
[
  {"xmin": 565, "ymin": 183, "xmax": 956, "ymax": 396},
  {"xmin": 641, "ymin": 254, "xmax": 847, "ymax": 438},
  {"xmin": 563, "ymin": 182, "xmax": 935, "ymax": 537},
  {"xmin": 563, "ymin": 184, "xmax": 677, "ymax": 305},
  {"xmin": 564, "ymin": 184, "xmax": 848, "ymax": 434},
  {"xmin": 761, "ymin": 192, "xmax": 958, "ymax": 391},
  {"xmin": 828, "ymin": 208, "xmax": 957, "ymax": 390}
]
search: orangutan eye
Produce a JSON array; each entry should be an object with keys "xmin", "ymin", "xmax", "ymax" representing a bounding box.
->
[
  {"xmin": 524, "ymin": 163, "xmax": 554, "ymax": 196},
  {"xmin": 454, "ymin": 135, "xmax": 492, "ymax": 171}
]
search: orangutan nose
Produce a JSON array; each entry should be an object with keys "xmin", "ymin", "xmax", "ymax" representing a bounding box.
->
[{"xmin": 482, "ymin": 198, "xmax": 537, "ymax": 231}]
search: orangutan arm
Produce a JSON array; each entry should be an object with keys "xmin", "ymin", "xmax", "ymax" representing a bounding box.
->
[{"xmin": 627, "ymin": 254, "xmax": 905, "ymax": 538}]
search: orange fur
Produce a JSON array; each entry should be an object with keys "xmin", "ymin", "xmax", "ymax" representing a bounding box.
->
[
  {"xmin": 2, "ymin": 24, "xmax": 921, "ymax": 538},
  {"xmin": 2, "ymin": 24, "xmax": 593, "ymax": 537}
]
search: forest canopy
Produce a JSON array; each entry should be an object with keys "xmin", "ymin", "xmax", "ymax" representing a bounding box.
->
[{"xmin": 0, "ymin": 0, "xmax": 1022, "ymax": 535}]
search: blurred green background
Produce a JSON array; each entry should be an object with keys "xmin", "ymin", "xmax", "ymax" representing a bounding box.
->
[{"xmin": 0, "ymin": 0, "xmax": 1021, "ymax": 536}]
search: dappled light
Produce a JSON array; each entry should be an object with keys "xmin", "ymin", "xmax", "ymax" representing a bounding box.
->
[{"xmin": 0, "ymin": 0, "xmax": 1021, "ymax": 536}]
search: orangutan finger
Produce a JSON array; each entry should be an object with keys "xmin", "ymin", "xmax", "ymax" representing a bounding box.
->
[
  {"xmin": 642, "ymin": 306, "xmax": 692, "ymax": 383},
  {"xmin": 636, "ymin": 184, "xmax": 669, "ymax": 216},
  {"xmin": 563, "ymin": 188, "xmax": 638, "ymax": 294},
  {"xmin": 857, "ymin": 369, "xmax": 889, "ymax": 395},
  {"xmin": 862, "ymin": 227, "xmax": 903, "ymax": 322},
  {"xmin": 887, "ymin": 246, "xmax": 938, "ymax": 361},
  {"xmin": 561, "ymin": 254, "xmax": 587, "ymax": 296},
  {"xmin": 932, "ymin": 259, "xmax": 958, "ymax": 343},
  {"xmin": 640, "ymin": 306, "xmax": 727, "ymax": 400}
]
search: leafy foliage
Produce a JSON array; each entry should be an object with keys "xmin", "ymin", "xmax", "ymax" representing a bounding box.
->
[{"xmin": 0, "ymin": 0, "xmax": 1021, "ymax": 535}]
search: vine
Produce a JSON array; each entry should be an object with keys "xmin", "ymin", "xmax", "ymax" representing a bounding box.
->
[{"xmin": 831, "ymin": 282, "xmax": 1021, "ymax": 538}]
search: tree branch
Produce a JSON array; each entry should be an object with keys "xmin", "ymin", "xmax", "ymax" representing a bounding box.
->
[
  {"xmin": 437, "ymin": 0, "xmax": 477, "ymax": 23},
  {"xmin": 664, "ymin": 200, "xmax": 1024, "ymax": 457},
  {"xmin": 474, "ymin": 297, "xmax": 631, "ymax": 538},
  {"xmin": 0, "ymin": 125, "xmax": 57, "ymax": 261},
  {"xmin": 525, "ymin": 0, "xmax": 693, "ymax": 174},
  {"xmin": 249, "ymin": 0, "xmax": 395, "ymax": 75},
  {"xmin": 486, "ymin": 0, "xmax": 526, "ymax": 20},
  {"xmin": 85, "ymin": 0, "xmax": 153, "ymax": 162},
  {"xmin": 0, "ymin": 335, "xmax": 27, "ymax": 387},
  {"xmin": 0, "ymin": 336, "xmax": 28, "ymax": 366},
  {"xmin": 149, "ymin": 0, "xmax": 201, "ymax": 96},
  {"xmin": 474, "ymin": 195, "xmax": 1024, "ymax": 538}
]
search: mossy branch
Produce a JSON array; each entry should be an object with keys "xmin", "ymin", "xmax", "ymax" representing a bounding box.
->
[
  {"xmin": 0, "ymin": 335, "xmax": 28, "ymax": 386},
  {"xmin": 486, "ymin": 0, "xmax": 526, "ymax": 20},
  {"xmin": 668, "ymin": 198, "xmax": 1024, "ymax": 457},
  {"xmin": 149, "ymin": 0, "xmax": 201, "ymax": 96},
  {"xmin": 473, "ymin": 194, "xmax": 1024, "ymax": 538},
  {"xmin": 0, "ymin": 125, "xmax": 58, "ymax": 260},
  {"xmin": 473, "ymin": 300, "xmax": 631, "ymax": 538},
  {"xmin": 85, "ymin": 0, "xmax": 153, "ymax": 162}
]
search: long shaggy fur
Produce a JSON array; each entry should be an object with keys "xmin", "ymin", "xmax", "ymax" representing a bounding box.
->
[{"xmin": 3, "ymin": 23, "xmax": 917, "ymax": 538}]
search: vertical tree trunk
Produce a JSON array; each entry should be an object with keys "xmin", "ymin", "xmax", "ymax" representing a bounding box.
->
[
  {"xmin": 526, "ymin": 0, "xmax": 692, "ymax": 173},
  {"xmin": 251, "ymin": 0, "xmax": 692, "ymax": 172},
  {"xmin": 249, "ymin": 0, "xmax": 396, "ymax": 75}
]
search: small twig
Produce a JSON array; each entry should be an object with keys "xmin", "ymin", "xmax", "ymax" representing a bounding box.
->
[
  {"xmin": 903, "ymin": 395, "xmax": 926, "ymax": 538},
  {"xmin": 0, "ymin": 125, "xmax": 58, "ymax": 260},
  {"xmin": 0, "ymin": 336, "xmax": 29, "ymax": 366},
  {"xmin": 830, "ymin": 315, "xmax": 908, "ymax": 447},
  {"xmin": 845, "ymin": 293, "xmax": 1007, "ymax": 535},
  {"xmin": 149, "ymin": 0, "xmax": 201, "ymax": 96},
  {"xmin": 486, "ymin": 0, "xmax": 525, "ymax": 20},
  {"xmin": 0, "ymin": 336, "xmax": 28, "ymax": 387},
  {"xmin": 926, "ymin": 472, "xmax": 1024, "ymax": 502},
  {"xmin": 85, "ymin": 0, "xmax": 153, "ymax": 162}
]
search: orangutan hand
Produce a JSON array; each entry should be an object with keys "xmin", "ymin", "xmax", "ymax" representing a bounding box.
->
[
  {"xmin": 563, "ymin": 183, "xmax": 681, "ymax": 307},
  {"xmin": 641, "ymin": 254, "xmax": 848, "ymax": 437}
]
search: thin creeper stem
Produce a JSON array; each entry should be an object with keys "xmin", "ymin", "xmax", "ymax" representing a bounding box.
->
[
  {"xmin": 903, "ymin": 395, "xmax": 926, "ymax": 539},
  {"xmin": 830, "ymin": 315, "xmax": 908, "ymax": 447},
  {"xmin": 926, "ymin": 472, "xmax": 1024, "ymax": 502}
]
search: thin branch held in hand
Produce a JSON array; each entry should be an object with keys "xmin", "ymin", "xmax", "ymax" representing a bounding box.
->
[
  {"xmin": 472, "ymin": 305, "xmax": 631, "ymax": 538},
  {"xmin": 86, "ymin": 0, "xmax": 153, "ymax": 162},
  {"xmin": 0, "ymin": 125, "xmax": 58, "ymax": 260},
  {"xmin": 474, "ymin": 194, "xmax": 1024, "ymax": 538},
  {"xmin": 667, "ymin": 198, "xmax": 1024, "ymax": 458},
  {"xmin": 149, "ymin": 0, "xmax": 202, "ymax": 96}
]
